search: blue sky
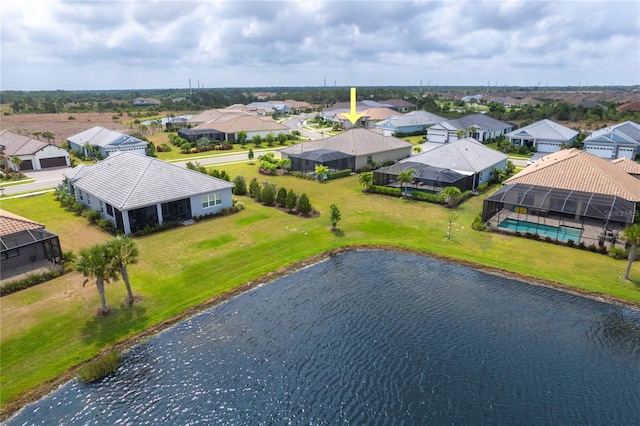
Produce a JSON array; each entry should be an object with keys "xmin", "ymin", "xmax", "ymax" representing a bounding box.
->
[{"xmin": 1, "ymin": 0, "xmax": 638, "ymax": 91}]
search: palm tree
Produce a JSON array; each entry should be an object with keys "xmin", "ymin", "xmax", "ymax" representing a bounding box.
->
[
  {"xmin": 10, "ymin": 156, "xmax": 23, "ymax": 172},
  {"xmin": 412, "ymin": 145, "xmax": 423, "ymax": 156},
  {"xmin": 106, "ymin": 236, "xmax": 139, "ymax": 305},
  {"xmin": 315, "ymin": 164, "xmax": 329, "ymax": 181},
  {"xmin": 76, "ymin": 244, "xmax": 119, "ymax": 314},
  {"xmin": 621, "ymin": 224, "xmax": 640, "ymax": 280},
  {"xmin": 441, "ymin": 186, "xmax": 462, "ymax": 206},
  {"xmin": 358, "ymin": 171, "xmax": 374, "ymax": 192},
  {"xmin": 398, "ymin": 169, "xmax": 415, "ymax": 197}
]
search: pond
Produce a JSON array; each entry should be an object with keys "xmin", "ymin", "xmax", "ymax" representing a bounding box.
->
[{"xmin": 6, "ymin": 250, "xmax": 640, "ymax": 424}]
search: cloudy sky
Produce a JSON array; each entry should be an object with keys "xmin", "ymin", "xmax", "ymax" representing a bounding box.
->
[{"xmin": 1, "ymin": 0, "xmax": 638, "ymax": 91}]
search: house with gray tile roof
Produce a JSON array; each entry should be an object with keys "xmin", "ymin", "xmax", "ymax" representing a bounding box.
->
[
  {"xmin": 67, "ymin": 126, "xmax": 148, "ymax": 158},
  {"xmin": 375, "ymin": 110, "xmax": 445, "ymax": 136},
  {"xmin": 280, "ymin": 128, "xmax": 412, "ymax": 172},
  {"xmin": 64, "ymin": 151, "xmax": 234, "ymax": 235},
  {"xmin": 582, "ymin": 121, "xmax": 640, "ymax": 160},
  {"xmin": 427, "ymin": 114, "xmax": 514, "ymax": 143},
  {"xmin": 505, "ymin": 119, "xmax": 579, "ymax": 153},
  {"xmin": 0, "ymin": 130, "xmax": 70, "ymax": 171},
  {"xmin": 374, "ymin": 138, "xmax": 507, "ymax": 192}
]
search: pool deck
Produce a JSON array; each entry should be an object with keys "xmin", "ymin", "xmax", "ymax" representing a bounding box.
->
[{"xmin": 486, "ymin": 209, "xmax": 625, "ymax": 249}]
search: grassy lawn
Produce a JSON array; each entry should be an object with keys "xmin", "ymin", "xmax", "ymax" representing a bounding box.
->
[{"xmin": 2, "ymin": 165, "xmax": 639, "ymax": 413}]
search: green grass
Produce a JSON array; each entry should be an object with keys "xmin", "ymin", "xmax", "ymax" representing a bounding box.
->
[
  {"xmin": 77, "ymin": 351, "xmax": 121, "ymax": 383},
  {"xmin": 1, "ymin": 165, "xmax": 639, "ymax": 413}
]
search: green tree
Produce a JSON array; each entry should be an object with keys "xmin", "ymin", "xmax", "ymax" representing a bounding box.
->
[
  {"xmin": 75, "ymin": 243, "xmax": 119, "ymax": 315},
  {"xmin": 251, "ymin": 135, "xmax": 262, "ymax": 147},
  {"xmin": 277, "ymin": 133, "xmax": 288, "ymax": 145},
  {"xmin": 260, "ymin": 183, "xmax": 276, "ymax": 206},
  {"xmin": 248, "ymin": 148, "xmax": 255, "ymax": 163},
  {"xmin": 276, "ymin": 186, "xmax": 287, "ymax": 206},
  {"xmin": 41, "ymin": 130, "xmax": 55, "ymax": 143},
  {"xmin": 285, "ymin": 189, "xmax": 297, "ymax": 210},
  {"xmin": 146, "ymin": 142, "xmax": 156, "ymax": 157},
  {"xmin": 232, "ymin": 175, "xmax": 247, "ymax": 195},
  {"xmin": 297, "ymin": 193, "xmax": 312, "ymax": 214},
  {"xmin": 329, "ymin": 204, "xmax": 341, "ymax": 229},
  {"xmin": 180, "ymin": 141, "xmax": 192, "ymax": 153},
  {"xmin": 249, "ymin": 177, "xmax": 260, "ymax": 198},
  {"xmin": 106, "ymin": 236, "xmax": 139, "ymax": 305},
  {"xmin": 456, "ymin": 129, "xmax": 466, "ymax": 140},
  {"xmin": 398, "ymin": 169, "xmax": 415, "ymax": 197},
  {"xmin": 315, "ymin": 164, "xmax": 329, "ymax": 181},
  {"xmin": 265, "ymin": 133, "xmax": 275, "ymax": 147},
  {"xmin": 412, "ymin": 145, "xmax": 423, "ymax": 155},
  {"xmin": 237, "ymin": 131, "xmax": 248, "ymax": 147},
  {"xmin": 621, "ymin": 224, "xmax": 640, "ymax": 280},
  {"xmin": 358, "ymin": 171, "xmax": 374, "ymax": 192},
  {"xmin": 441, "ymin": 186, "xmax": 462, "ymax": 206}
]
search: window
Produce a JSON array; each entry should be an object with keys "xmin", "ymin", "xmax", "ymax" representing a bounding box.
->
[
  {"xmin": 99, "ymin": 201, "xmax": 104, "ymax": 212},
  {"xmin": 106, "ymin": 203, "xmax": 114, "ymax": 216},
  {"xmin": 367, "ymin": 155, "xmax": 373, "ymax": 165},
  {"xmin": 202, "ymin": 193, "xmax": 222, "ymax": 208}
]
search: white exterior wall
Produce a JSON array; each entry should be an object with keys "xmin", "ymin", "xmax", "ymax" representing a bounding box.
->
[
  {"xmin": 246, "ymin": 129, "xmax": 290, "ymax": 140},
  {"xmin": 34, "ymin": 145, "xmax": 71, "ymax": 169},
  {"xmin": 354, "ymin": 147, "xmax": 412, "ymax": 170},
  {"xmin": 189, "ymin": 189, "xmax": 234, "ymax": 217}
]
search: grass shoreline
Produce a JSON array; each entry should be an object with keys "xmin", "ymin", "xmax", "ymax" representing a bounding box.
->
[{"xmin": 2, "ymin": 243, "xmax": 639, "ymax": 420}]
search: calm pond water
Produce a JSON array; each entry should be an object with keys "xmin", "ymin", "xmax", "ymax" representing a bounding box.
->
[{"xmin": 6, "ymin": 250, "xmax": 640, "ymax": 425}]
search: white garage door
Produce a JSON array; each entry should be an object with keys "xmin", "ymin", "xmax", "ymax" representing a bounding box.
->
[
  {"xmin": 618, "ymin": 147, "xmax": 636, "ymax": 160},
  {"xmin": 536, "ymin": 142, "xmax": 562, "ymax": 153},
  {"xmin": 584, "ymin": 145, "xmax": 613, "ymax": 159}
]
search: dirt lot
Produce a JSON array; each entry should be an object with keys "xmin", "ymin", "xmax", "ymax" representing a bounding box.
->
[{"xmin": 0, "ymin": 113, "xmax": 131, "ymax": 145}]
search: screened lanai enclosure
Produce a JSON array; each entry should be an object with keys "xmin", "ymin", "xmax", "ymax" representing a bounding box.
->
[
  {"xmin": 373, "ymin": 162, "xmax": 473, "ymax": 193},
  {"xmin": 482, "ymin": 183, "xmax": 637, "ymax": 245},
  {"xmin": 288, "ymin": 149, "xmax": 355, "ymax": 174}
]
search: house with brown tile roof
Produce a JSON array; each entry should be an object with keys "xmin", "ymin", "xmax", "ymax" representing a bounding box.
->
[
  {"xmin": 0, "ymin": 130, "xmax": 70, "ymax": 171},
  {"xmin": 482, "ymin": 149, "xmax": 640, "ymax": 233},
  {"xmin": 612, "ymin": 157, "xmax": 640, "ymax": 178},
  {"xmin": 0, "ymin": 209, "xmax": 63, "ymax": 280},
  {"xmin": 179, "ymin": 111, "xmax": 289, "ymax": 143}
]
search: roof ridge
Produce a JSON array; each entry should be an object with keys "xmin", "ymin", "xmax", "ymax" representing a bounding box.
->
[{"xmin": 119, "ymin": 155, "xmax": 154, "ymax": 209}]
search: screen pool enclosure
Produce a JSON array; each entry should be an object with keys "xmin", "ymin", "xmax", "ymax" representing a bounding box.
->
[{"xmin": 498, "ymin": 218, "xmax": 582, "ymax": 241}]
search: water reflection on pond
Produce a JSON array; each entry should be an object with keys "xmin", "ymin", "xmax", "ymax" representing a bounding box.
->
[{"xmin": 7, "ymin": 250, "xmax": 640, "ymax": 424}]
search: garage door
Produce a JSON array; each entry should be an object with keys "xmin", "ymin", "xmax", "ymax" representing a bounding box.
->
[
  {"xmin": 536, "ymin": 142, "xmax": 561, "ymax": 153},
  {"xmin": 618, "ymin": 148, "xmax": 635, "ymax": 160},
  {"xmin": 20, "ymin": 159, "xmax": 34, "ymax": 170},
  {"xmin": 584, "ymin": 145, "xmax": 613, "ymax": 159},
  {"xmin": 39, "ymin": 157, "xmax": 68, "ymax": 168}
]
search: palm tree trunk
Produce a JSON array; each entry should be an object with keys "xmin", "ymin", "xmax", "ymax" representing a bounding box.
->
[
  {"xmin": 96, "ymin": 276, "xmax": 109, "ymax": 314},
  {"xmin": 624, "ymin": 244, "xmax": 637, "ymax": 280},
  {"xmin": 120, "ymin": 265, "xmax": 134, "ymax": 305}
]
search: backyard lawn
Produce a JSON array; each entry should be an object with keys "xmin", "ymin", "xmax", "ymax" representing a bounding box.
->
[{"xmin": 1, "ymin": 164, "xmax": 639, "ymax": 416}]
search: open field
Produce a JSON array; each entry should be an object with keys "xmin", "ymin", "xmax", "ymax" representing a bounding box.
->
[{"xmin": 1, "ymin": 162, "xmax": 639, "ymax": 418}]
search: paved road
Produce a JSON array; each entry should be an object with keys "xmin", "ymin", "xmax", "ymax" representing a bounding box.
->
[{"xmin": 283, "ymin": 114, "xmax": 323, "ymax": 140}]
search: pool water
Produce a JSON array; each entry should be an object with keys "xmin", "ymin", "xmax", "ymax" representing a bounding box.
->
[{"xmin": 499, "ymin": 218, "xmax": 582, "ymax": 241}]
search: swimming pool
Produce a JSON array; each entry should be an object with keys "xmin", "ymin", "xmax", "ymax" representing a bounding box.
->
[{"xmin": 499, "ymin": 218, "xmax": 583, "ymax": 241}]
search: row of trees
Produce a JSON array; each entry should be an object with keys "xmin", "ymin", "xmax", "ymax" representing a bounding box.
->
[{"xmin": 76, "ymin": 237, "xmax": 139, "ymax": 314}]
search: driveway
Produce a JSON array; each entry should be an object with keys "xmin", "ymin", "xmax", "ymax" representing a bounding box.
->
[{"xmin": 1, "ymin": 166, "xmax": 71, "ymax": 196}]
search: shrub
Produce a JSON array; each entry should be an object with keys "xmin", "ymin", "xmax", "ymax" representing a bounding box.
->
[
  {"xmin": 83, "ymin": 209, "xmax": 102, "ymax": 223},
  {"xmin": 369, "ymin": 185, "xmax": 402, "ymax": 197},
  {"xmin": 232, "ymin": 175, "xmax": 247, "ymax": 195},
  {"xmin": 598, "ymin": 245, "xmax": 608, "ymax": 255},
  {"xmin": 410, "ymin": 191, "xmax": 445, "ymax": 203},
  {"xmin": 326, "ymin": 169, "xmax": 351, "ymax": 180},
  {"xmin": 249, "ymin": 177, "xmax": 260, "ymax": 199},
  {"xmin": 544, "ymin": 236, "xmax": 554, "ymax": 243},
  {"xmin": 567, "ymin": 239, "xmax": 575, "ymax": 247},
  {"xmin": 476, "ymin": 182, "xmax": 489, "ymax": 192},
  {"xmin": 285, "ymin": 189, "xmax": 297, "ymax": 210},
  {"xmin": 471, "ymin": 215, "xmax": 487, "ymax": 231},
  {"xmin": 0, "ymin": 270, "xmax": 64, "ymax": 296},
  {"xmin": 261, "ymin": 183, "xmax": 276, "ymax": 206},
  {"xmin": 609, "ymin": 246, "xmax": 627, "ymax": 260},
  {"xmin": 78, "ymin": 351, "xmax": 121, "ymax": 383},
  {"xmin": 276, "ymin": 187, "xmax": 287, "ymax": 206},
  {"xmin": 588, "ymin": 244, "xmax": 597, "ymax": 252},
  {"xmin": 297, "ymin": 193, "xmax": 312, "ymax": 214}
]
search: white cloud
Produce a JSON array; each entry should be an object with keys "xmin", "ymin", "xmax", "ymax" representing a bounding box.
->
[{"xmin": 0, "ymin": 0, "xmax": 638, "ymax": 90}]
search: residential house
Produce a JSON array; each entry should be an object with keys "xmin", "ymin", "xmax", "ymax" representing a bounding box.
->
[
  {"xmin": 375, "ymin": 111, "xmax": 445, "ymax": 136},
  {"xmin": 611, "ymin": 157, "xmax": 640, "ymax": 179},
  {"xmin": 582, "ymin": 121, "xmax": 640, "ymax": 160},
  {"xmin": 64, "ymin": 151, "xmax": 235, "ymax": 235},
  {"xmin": 179, "ymin": 112, "xmax": 290, "ymax": 143},
  {"xmin": 0, "ymin": 130, "xmax": 70, "ymax": 171},
  {"xmin": 335, "ymin": 107, "xmax": 399, "ymax": 129},
  {"xmin": 504, "ymin": 119, "xmax": 579, "ymax": 153},
  {"xmin": 374, "ymin": 138, "xmax": 508, "ymax": 192},
  {"xmin": 427, "ymin": 114, "xmax": 514, "ymax": 143},
  {"xmin": 280, "ymin": 128, "xmax": 413, "ymax": 172},
  {"xmin": 133, "ymin": 97, "xmax": 161, "ymax": 106},
  {"xmin": 482, "ymin": 149, "xmax": 640, "ymax": 243},
  {"xmin": 0, "ymin": 210, "xmax": 63, "ymax": 281},
  {"xmin": 616, "ymin": 102, "xmax": 640, "ymax": 112},
  {"xmin": 67, "ymin": 126, "xmax": 148, "ymax": 157}
]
